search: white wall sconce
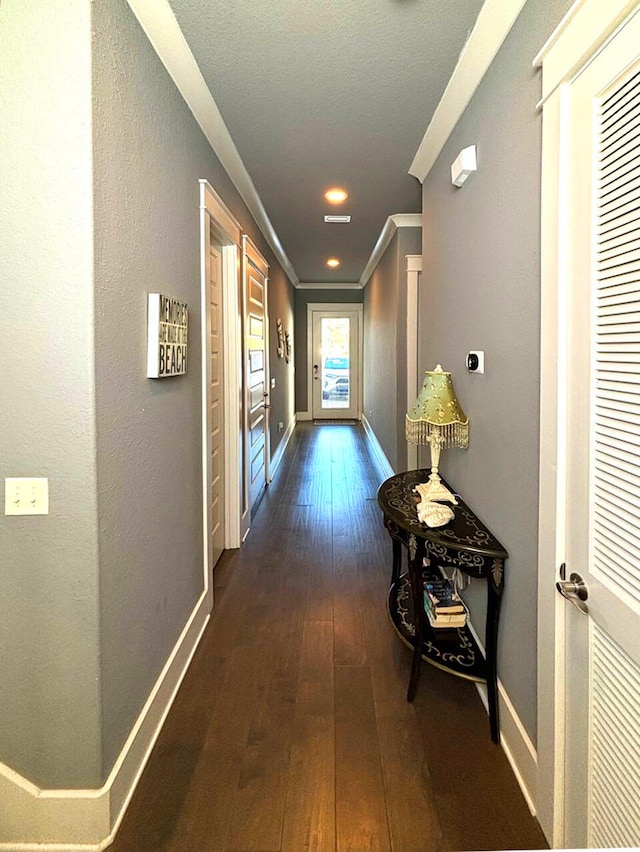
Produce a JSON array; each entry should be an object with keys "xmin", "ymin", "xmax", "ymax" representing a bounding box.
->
[{"xmin": 451, "ymin": 145, "xmax": 477, "ymax": 187}]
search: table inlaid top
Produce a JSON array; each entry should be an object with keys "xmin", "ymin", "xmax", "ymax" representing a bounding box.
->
[{"xmin": 377, "ymin": 469, "xmax": 508, "ymax": 559}]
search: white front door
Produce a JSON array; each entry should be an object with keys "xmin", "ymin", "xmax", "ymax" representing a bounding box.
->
[
  {"xmin": 310, "ymin": 307, "xmax": 362, "ymax": 420},
  {"xmin": 561, "ymin": 10, "xmax": 640, "ymax": 847},
  {"xmin": 243, "ymin": 237, "xmax": 270, "ymax": 514}
]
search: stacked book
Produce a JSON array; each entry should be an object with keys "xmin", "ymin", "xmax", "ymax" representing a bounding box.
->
[{"xmin": 423, "ymin": 577, "xmax": 467, "ymax": 629}]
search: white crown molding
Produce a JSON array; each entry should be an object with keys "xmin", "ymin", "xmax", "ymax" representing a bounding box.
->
[
  {"xmin": 359, "ymin": 214, "xmax": 422, "ymax": 288},
  {"xmin": 409, "ymin": 0, "xmax": 528, "ymax": 183},
  {"xmin": 533, "ymin": 0, "xmax": 640, "ymax": 106},
  {"xmin": 296, "ymin": 281, "xmax": 363, "ymax": 290},
  {"xmin": 126, "ymin": 0, "xmax": 299, "ymax": 288}
]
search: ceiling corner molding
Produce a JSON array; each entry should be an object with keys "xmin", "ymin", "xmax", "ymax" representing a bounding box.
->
[
  {"xmin": 296, "ymin": 282, "xmax": 363, "ymax": 290},
  {"xmin": 532, "ymin": 0, "xmax": 639, "ymax": 106},
  {"xmin": 408, "ymin": 0, "xmax": 528, "ymax": 184},
  {"xmin": 359, "ymin": 214, "xmax": 422, "ymax": 288},
  {"xmin": 126, "ymin": 0, "xmax": 299, "ymax": 287}
]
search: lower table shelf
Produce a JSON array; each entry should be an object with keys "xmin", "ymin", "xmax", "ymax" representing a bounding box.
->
[{"xmin": 388, "ymin": 573, "xmax": 487, "ymax": 683}]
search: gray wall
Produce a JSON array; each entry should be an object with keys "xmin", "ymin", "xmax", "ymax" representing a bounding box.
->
[
  {"xmin": 269, "ymin": 266, "xmax": 296, "ymax": 440},
  {"xmin": 363, "ymin": 229, "xmax": 422, "ymax": 472},
  {"xmin": 419, "ymin": 0, "xmax": 573, "ymax": 744},
  {"xmin": 0, "ymin": 0, "xmax": 295, "ymax": 791},
  {"xmin": 294, "ymin": 289, "xmax": 364, "ymax": 413},
  {"xmin": 0, "ymin": 2, "xmax": 102, "ymax": 787},
  {"xmin": 92, "ymin": 0, "xmax": 295, "ymax": 778}
]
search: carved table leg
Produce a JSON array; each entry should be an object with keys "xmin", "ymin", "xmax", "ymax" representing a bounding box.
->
[
  {"xmin": 407, "ymin": 534, "xmax": 426, "ymax": 702},
  {"xmin": 391, "ymin": 538, "xmax": 402, "ymax": 586},
  {"xmin": 486, "ymin": 559, "xmax": 504, "ymax": 743}
]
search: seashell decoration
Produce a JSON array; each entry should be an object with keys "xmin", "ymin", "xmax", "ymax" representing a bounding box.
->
[{"xmin": 416, "ymin": 498, "xmax": 455, "ymax": 528}]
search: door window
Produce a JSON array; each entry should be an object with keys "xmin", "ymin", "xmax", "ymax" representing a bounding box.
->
[{"xmin": 320, "ymin": 320, "xmax": 350, "ymax": 410}]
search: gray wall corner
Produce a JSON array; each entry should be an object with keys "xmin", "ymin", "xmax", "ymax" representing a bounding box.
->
[{"xmin": 418, "ymin": 0, "xmax": 575, "ymax": 745}]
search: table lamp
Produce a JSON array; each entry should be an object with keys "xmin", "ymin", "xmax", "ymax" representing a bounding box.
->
[{"xmin": 406, "ymin": 365, "xmax": 469, "ymax": 507}]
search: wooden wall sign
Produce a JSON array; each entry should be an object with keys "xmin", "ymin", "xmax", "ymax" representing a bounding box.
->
[{"xmin": 147, "ymin": 293, "xmax": 188, "ymax": 378}]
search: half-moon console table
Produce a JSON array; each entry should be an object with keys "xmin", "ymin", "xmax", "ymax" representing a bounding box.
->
[{"xmin": 377, "ymin": 469, "xmax": 508, "ymax": 743}]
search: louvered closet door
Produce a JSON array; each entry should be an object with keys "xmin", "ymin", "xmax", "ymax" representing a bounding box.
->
[{"xmin": 563, "ymin": 10, "xmax": 640, "ymax": 848}]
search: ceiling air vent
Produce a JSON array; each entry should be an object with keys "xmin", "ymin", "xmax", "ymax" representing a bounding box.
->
[{"xmin": 324, "ymin": 215, "xmax": 351, "ymax": 223}]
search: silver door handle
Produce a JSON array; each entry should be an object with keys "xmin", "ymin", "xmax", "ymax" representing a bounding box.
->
[{"xmin": 556, "ymin": 569, "xmax": 589, "ymax": 614}]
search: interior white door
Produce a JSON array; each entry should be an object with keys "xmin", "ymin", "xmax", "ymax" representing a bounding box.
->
[
  {"xmin": 563, "ymin": 11, "xmax": 640, "ymax": 848},
  {"xmin": 244, "ymin": 238, "xmax": 269, "ymax": 513},
  {"xmin": 208, "ymin": 237, "xmax": 225, "ymax": 569},
  {"xmin": 311, "ymin": 309, "xmax": 361, "ymax": 419}
]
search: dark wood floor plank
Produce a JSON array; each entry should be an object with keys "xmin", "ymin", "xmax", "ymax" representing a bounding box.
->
[
  {"xmin": 165, "ymin": 642, "xmax": 261, "ymax": 851},
  {"xmin": 281, "ymin": 619, "xmax": 336, "ymax": 852},
  {"xmin": 412, "ymin": 666, "xmax": 546, "ymax": 851},
  {"xmin": 303, "ymin": 546, "xmax": 335, "ymax": 623},
  {"xmin": 335, "ymin": 665, "xmax": 391, "ymax": 851},
  {"xmin": 359, "ymin": 558, "xmax": 445, "ymax": 852},
  {"xmin": 107, "ymin": 422, "xmax": 548, "ymax": 852},
  {"xmin": 221, "ymin": 605, "xmax": 305, "ymax": 848},
  {"xmin": 333, "ymin": 549, "xmax": 368, "ymax": 667}
]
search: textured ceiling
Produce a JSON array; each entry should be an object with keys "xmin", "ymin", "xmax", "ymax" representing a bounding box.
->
[{"xmin": 169, "ymin": 0, "xmax": 484, "ymax": 283}]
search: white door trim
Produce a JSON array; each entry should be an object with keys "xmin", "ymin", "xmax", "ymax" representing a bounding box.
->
[
  {"xmin": 199, "ymin": 180, "xmax": 243, "ymax": 603},
  {"xmin": 406, "ymin": 255, "xmax": 422, "ymax": 470},
  {"xmin": 535, "ymin": 1, "xmax": 640, "ymax": 845},
  {"xmin": 306, "ymin": 303, "xmax": 363, "ymax": 419}
]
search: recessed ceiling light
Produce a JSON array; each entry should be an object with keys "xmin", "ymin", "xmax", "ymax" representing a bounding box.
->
[
  {"xmin": 326, "ymin": 258, "xmax": 341, "ymax": 268},
  {"xmin": 324, "ymin": 215, "xmax": 351, "ymax": 223},
  {"xmin": 324, "ymin": 188, "xmax": 348, "ymax": 204}
]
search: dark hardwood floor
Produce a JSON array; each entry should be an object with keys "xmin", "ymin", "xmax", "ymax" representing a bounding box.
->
[{"xmin": 109, "ymin": 422, "xmax": 548, "ymax": 852}]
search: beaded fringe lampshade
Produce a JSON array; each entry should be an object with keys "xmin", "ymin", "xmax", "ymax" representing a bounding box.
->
[
  {"xmin": 406, "ymin": 365, "xmax": 469, "ymax": 509},
  {"xmin": 406, "ymin": 366, "xmax": 469, "ymax": 447}
]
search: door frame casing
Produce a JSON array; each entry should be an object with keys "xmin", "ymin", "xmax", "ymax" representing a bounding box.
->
[
  {"xmin": 199, "ymin": 179, "xmax": 243, "ymax": 609},
  {"xmin": 306, "ymin": 302, "xmax": 363, "ymax": 419},
  {"xmin": 406, "ymin": 255, "xmax": 422, "ymax": 470},
  {"xmin": 535, "ymin": 0, "xmax": 640, "ymax": 844}
]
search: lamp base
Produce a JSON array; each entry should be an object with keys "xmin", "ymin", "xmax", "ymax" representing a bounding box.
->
[{"xmin": 414, "ymin": 477, "xmax": 458, "ymax": 505}]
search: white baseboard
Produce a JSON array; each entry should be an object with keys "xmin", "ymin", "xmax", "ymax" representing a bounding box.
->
[
  {"xmin": 295, "ymin": 410, "xmax": 311, "ymax": 421},
  {"xmin": 465, "ymin": 620, "xmax": 538, "ymax": 815},
  {"xmin": 0, "ymin": 591, "xmax": 211, "ymax": 851},
  {"xmin": 270, "ymin": 414, "xmax": 296, "ymax": 478},
  {"xmin": 361, "ymin": 414, "xmax": 395, "ymax": 480},
  {"xmin": 474, "ymin": 680, "xmax": 538, "ymax": 816}
]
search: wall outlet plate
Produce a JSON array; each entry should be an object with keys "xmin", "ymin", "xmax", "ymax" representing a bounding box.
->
[{"xmin": 5, "ymin": 477, "xmax": 49, "ymax": 515}]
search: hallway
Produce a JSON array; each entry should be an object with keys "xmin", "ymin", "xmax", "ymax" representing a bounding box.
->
[{"xmin": 109, "ymin": 423, "xmax": 546, "ymax": 852}]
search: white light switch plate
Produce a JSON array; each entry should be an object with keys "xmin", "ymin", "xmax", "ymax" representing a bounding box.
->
[{"xmin": 5, "ymin": 477, "xmax": 49, "ymax": 515}]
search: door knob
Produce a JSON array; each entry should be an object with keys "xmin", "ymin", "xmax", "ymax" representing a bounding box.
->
[{"xmin": 556, "ymin": 568, "xmax": 589, "ymax": 614}]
